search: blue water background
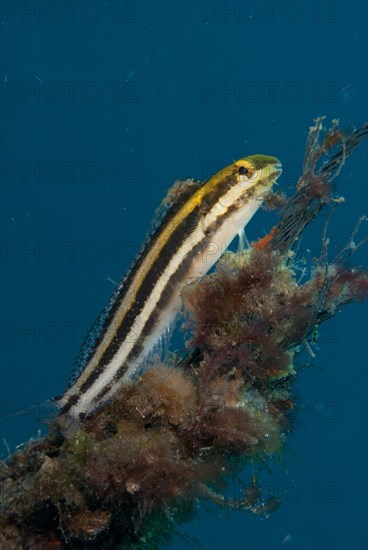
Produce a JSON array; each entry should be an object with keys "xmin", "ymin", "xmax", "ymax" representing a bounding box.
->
[{"xmin": 1, "ymin": 2, "xmax": 367, "ymax": 549}]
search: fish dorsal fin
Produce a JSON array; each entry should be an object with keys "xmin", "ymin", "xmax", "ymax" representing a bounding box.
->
[
  {"xmin": 64, "ymin": 177, "xmax": 204, "ymax": 391},
  {"xmin": 151, "ymin": 178, "xmax": 203, "ymax": 232},
  {"xmin": 161, "ymin": 178, "xmax": 204, "ymax": 207},
  {"xmin": 65, "ymin": 284, "xmax": 124, "ymax": 390}
]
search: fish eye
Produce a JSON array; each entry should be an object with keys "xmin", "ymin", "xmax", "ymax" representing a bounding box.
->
[{"xmin": 238, "ymin": 166, "xmax": 249, "ymax": 175}]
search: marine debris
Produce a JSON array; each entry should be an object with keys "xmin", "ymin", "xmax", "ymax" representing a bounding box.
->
[{"xmin": 1, "ymin": 119, "xmax": 367, "ymax": 549}]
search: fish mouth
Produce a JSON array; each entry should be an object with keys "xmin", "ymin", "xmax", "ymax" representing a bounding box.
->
[
  {"xmin": 267, "ymin": 162, "xmax": 283, "ymax": 183},
  {"xmin": 273, "ymin": 165, "xmax": 283, "ymax": 178}
]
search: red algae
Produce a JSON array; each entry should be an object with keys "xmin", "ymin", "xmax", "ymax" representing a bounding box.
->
[{"xmin": 0, "ymin": 119, "xmax": 367, "ymax": 549}]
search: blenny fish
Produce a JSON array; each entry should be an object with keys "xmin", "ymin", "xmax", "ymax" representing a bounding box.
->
[{"xmin": 57, "ymin": 155, "xmax": 282, "ymax": 431}]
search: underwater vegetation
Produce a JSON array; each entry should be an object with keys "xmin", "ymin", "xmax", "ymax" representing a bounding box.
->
[{"xmin": 0, "ymin": 119, "xmax": 367, "ymax": 549}]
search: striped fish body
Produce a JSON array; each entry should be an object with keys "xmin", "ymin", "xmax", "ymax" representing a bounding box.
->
[{"xmin": 57, "ymin": 154, "xmax": 282, "ymax": 429}]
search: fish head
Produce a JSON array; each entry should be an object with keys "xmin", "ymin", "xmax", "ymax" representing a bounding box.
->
[{"xmin": 231, "ymin": 154, "xmax": 282, "ymax": 196}]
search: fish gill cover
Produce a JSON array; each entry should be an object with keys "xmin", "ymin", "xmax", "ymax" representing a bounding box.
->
[{"xmin": 0, "ymin": 119, "xmax": 367, "ymax": 549}]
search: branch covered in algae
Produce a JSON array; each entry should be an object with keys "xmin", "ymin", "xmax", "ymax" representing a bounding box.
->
[{"xmin": 1, "ymin": 120, "xmax": 367, "ymax": 549}]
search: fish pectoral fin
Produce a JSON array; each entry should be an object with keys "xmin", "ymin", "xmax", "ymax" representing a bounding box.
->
[
  {"xmin": 237, "ymin": 228, "xmax": 250, "ymax": 251},
  {"xmin": 200, "ymin": 208, "xmax": 219, "ymax": 236}
]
